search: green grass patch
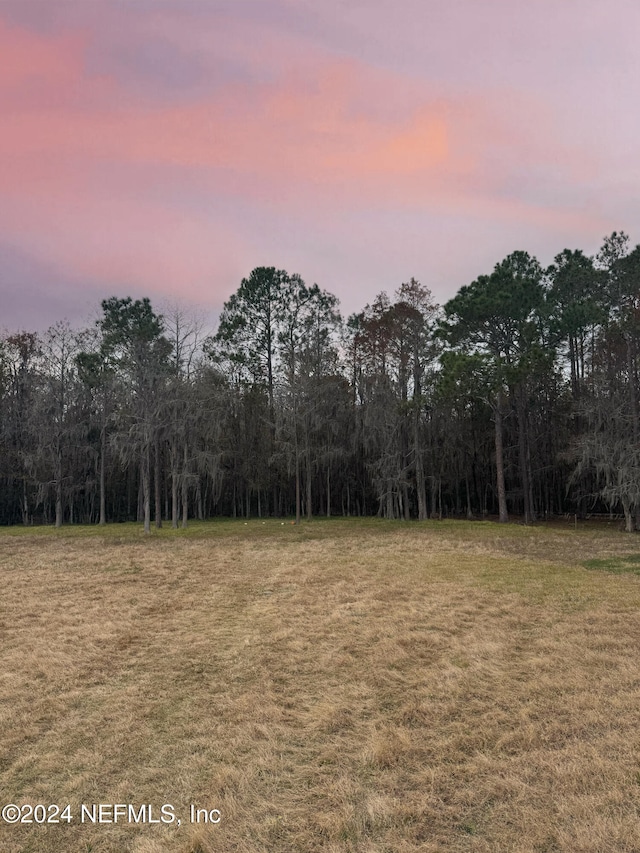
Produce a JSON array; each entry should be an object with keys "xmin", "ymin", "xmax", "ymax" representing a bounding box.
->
[{"xmin": 583, "ymin": 553, "xmax": 640, "ymax": 575}]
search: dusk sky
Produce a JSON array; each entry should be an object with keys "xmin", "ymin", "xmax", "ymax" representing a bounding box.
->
[{"xmin": 2, "ymin": 0, "xmax": 640, "ymax": 331}]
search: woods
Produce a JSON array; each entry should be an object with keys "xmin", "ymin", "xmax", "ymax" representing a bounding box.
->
[{"xmin": 2, "ymin": 233, "xmax": 640, "ymax": 529}]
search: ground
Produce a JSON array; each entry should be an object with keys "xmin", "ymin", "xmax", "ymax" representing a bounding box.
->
[{"xmin": 1, "ymin": 518, "xmax": 639, "ymax": 852}]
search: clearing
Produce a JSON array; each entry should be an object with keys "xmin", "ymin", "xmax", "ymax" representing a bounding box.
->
[{"xmin": 1, "ymin": 519, "xmax": 639, "ymax": 852}]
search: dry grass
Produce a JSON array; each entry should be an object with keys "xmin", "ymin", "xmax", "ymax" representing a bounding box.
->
[{"xmin": 1, "ymin": 519, "xmax": 640, "ymax": 852}]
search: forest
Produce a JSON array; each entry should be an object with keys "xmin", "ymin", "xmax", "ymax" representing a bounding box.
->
[{"xmin": 1, "ymin": 230, "xmax": 640, "ymax": 531}]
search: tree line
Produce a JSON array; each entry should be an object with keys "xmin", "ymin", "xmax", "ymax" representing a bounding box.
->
[{"xmin": 2, "ymin": 231, "xmax": 640, "ymax": 530}]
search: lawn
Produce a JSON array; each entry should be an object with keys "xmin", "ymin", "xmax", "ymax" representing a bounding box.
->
[{"xmin": 1, "ymin": 518, "xmax": 639, "ymax": 852}]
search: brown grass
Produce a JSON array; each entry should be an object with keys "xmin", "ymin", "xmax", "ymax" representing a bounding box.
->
[{"xmin": 1, "ymin": 519, "xmax": 640, "ymax": 852}]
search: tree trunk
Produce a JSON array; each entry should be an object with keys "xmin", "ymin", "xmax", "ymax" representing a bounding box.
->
[
  {"xmin": 402, "ymin": 482, "xmax": 410, "ymax": 520},
  {"xmin": 326, "ymin": 466, "xmax": 331, "ymax": 517},
  {"xmin": 171, "ymin": 441, "xmax": 179, "ymax": 529},
  {"xmin": 494, "ymin": 396, "xmax": 508, "ymax": 523},
  {"xmin": 295, "ymin": 451, "xmax": 301, "ymax": 525},
  {"xmin": 386, "ymin": 482, "xmax": 394, "ymax": 519},
  {"xmin": 569, "ymin": 333, "xmax": 578, "ymax": 399},
  {"xmin": 516, "ymin": 395, "xmax": 533, "ymax": 524},
  {"xmin": 627, "ymin": 336, "xmax": 639, "ymax": 442},
  {"xmin": 22, "ymin": 479, "xmax": 29, "ymax": 525},
  {"xmin": 197, "ymin": 481, "xmax": 203, "ymax": 520},
  {"xmin": 154, "ymin": 437, "xmax": 162, "ymax": 528},
  {"xmin": 55, "ymin": 448, "xmax": 63, "ymax": 528},
  {"xmin": 415, "ymin": 442, "xmax": 428, "ymax": 521},
  {"xmin": 142, "ymin": 449, "xmax": 151, "ymax": 534},
  {"xmin": 306, "ymin": 455, "xmax": 312, "ymax": 521},
  {"xmin": 181, "ymin": 443, "xmax": 188, "ymax": 528},
  {"xmin": 137, "ymin": 476, "xmax": 143, "ymax": 522},
  {"xmin": 99, "ymin": 427, "xmax": 106, "ymax": 525},
  {"xmin": 55, "ymin": 494, "xmax": 63, "ymax": 527}
]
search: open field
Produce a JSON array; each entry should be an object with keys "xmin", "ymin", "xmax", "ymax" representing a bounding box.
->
[{"xmin": 1, "ymin": 519, "xmax": 640, "ymax": 853}]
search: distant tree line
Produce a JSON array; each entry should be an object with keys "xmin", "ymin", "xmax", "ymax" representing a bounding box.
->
[{"xmin": 2, "ymin": 231, "xmax": 640, "ymax": 530}]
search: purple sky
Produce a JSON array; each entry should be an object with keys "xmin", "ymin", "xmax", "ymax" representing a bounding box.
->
[{"xmin": 1, "ymin": 0, "xmax": 639, "ymax": 331}]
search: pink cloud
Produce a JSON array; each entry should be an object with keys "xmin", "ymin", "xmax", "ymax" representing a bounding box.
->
[
  {"xmin": 0, "ymin": 7, "xmax": 619, "ymax": 325},
  {"xmin": 0, "ymin": 18, "xmax": 85, "ymax": 91},
  {"xmin": 0, "ymin": 51, "xmax": 573, "ymax": 205}
]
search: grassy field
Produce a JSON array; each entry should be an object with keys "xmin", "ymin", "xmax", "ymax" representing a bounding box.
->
[{"xmin": 1, "ymin": 518, "xmax": 640, "ymax": 853}]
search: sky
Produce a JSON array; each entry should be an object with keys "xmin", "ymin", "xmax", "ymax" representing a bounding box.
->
[{"xmin": 1, "ymin": 0, "xmax": 640, "ymax": 332}]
